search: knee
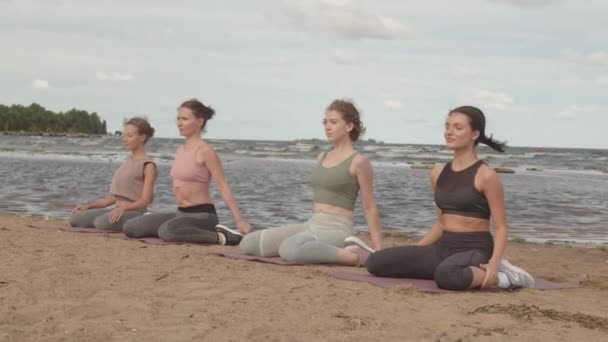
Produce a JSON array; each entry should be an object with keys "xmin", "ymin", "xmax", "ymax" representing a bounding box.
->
[
  {"xmin": 434, "ymin": 264, "xmax": 471, "ymax": 291},
  {"xmin": 278, "ymin": 238, "xmax": 309, "ymax": 262},
  {"xmin": 68, "ymin": 214, "xmax": 80, "ymax": 227},
  {"xmin": 93, "ymin": 215, "xmax": 111, "ymax": 230},
  {"xmin": 158, "ymin": 225, "xmax": 178, "ymax": 242},
  {"xmin": 239, "ymin": 232, "xmax": 262, "ymax": 256},
  {"xmin": 122, "ymin": 219, "xmax": 142, "ymax": 238},
  {"xmin": 365, "ymin": 252, "xmax": 385, "ymax": 276}
]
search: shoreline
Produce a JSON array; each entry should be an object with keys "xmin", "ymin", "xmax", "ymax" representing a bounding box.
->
[
  {"xmin": 3, "ymin": 212, "xmax": 608, "ymax": 247},
  {"xmin": 1, "ymin": 214, "xmax": 607, "ymax": 341},
  {"xmin": 0, "ymin": 131, "xmax": 110, "ymax": 138}
]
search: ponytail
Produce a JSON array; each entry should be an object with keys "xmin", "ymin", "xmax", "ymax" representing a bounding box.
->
[{"xmin": 479, "ymin": 133, "xmax": 507, "ymax": 153}]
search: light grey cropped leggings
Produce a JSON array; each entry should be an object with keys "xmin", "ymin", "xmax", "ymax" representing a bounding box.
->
[
  {"xmin": 69, "ymin": 207, "xmax": 146, "ymax": 231},
  {"xmin": 239, "ymin": 212, "xmax": 353, "ymax": 264},
  {"xmin": 122, "ymin": 210, "xmax": 219, "ymax": 244}
]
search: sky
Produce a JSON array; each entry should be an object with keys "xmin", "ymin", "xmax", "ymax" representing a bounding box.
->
[{"xmin": 1, "ymin": 0, "xmax": 607, "ymax": 148}]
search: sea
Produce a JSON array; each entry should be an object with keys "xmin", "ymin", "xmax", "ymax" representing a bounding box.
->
[{"xmin": 1, "ymin": 134, "xmax": 606, "ymax": 244}]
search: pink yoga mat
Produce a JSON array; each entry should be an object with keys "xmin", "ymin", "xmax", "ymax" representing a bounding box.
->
[
  {"xmin": 214, "ymin": 251, "xmax": 300, "ymax": 265},
  {"xmin": 28, "ymin": 223, "xmax": 121, "ymax": 234},
  {"xmin": 328, "ymin": 271, "xmax": 581, "ymax": 293}
]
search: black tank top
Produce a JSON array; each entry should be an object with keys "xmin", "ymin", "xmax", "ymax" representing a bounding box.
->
[{"xmin": 434, "ymin": 160, "xmax": 491, "ymax": 220}]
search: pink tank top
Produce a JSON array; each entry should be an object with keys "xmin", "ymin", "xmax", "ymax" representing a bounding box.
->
[{"xmin": 170, "ymin": 142, "xmax": 211, "ymax": 189}]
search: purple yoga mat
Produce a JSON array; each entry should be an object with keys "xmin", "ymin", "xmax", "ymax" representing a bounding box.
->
[
  {"xmin": 28, "ymin": 223, "xmax": 121, "ymax": 234},
  {"xmin": 29, "ymin": 224, "xmax": 209, "ymax": 246},
  {"xmin": 214, "ymin": 251, "xmax": 300, "ymax": 265},
  {"xmin": 105, "ymin": 234, "xmax": 211, "ymax": 246},
  {"xmin": 328, "ymin": 271, "xmax": 581, "ymax": 293}
]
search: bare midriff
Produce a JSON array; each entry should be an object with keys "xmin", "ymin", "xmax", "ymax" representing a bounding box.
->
[
  {"xmin": 440, "ymin": 214, "xmax": 490, "ymax": 233},
  {"xmin": 173, "ymin": 182, "xmax": 214, "ymax": 207},
  {"xmin": 314, "ymin": 202, "xmax": 354, "ymax": 219}
]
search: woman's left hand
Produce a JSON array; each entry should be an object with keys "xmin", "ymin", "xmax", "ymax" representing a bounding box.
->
[
  {"xmin": 108, "ymin": 206, "xmax": 126, "ymax": 224},
  {"xmin": 479, "ymin": 260, "xmax": 500, "ymax": 288},
  {"xmin": 237, "ymin": 220, "xmax": 254, "ymax": 235}
]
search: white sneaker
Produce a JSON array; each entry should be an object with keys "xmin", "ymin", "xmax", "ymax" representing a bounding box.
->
[
  {"xmin": 499, "ymin": 259, "xmax": 535, "ymax": 289},
  {"xmin": 344, "ymin": 236, "xmax": 375, "ymax": 253}
]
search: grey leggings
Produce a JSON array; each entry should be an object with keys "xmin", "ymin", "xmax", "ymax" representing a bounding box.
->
[
  {"xmin": 239, "ymin": 212, "xmax": 353, "ymax": 264},
  {"xmin": 122, "ymin": 208, "xmax": 219, "ymax": 243},
  {"xmin": 69, "ymin": 207, "xmax": 146, "ymax": 231},
  {"xmin": 366, "ymin": 231, "xmax": 494, "ymax": 290}
]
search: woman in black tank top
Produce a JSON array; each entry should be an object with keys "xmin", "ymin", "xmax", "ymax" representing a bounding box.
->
[{"xmin": 348, "ymin": 106, "xmax": 535, "ymax": 290}]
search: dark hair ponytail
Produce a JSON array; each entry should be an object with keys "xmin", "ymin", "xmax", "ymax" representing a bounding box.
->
[
  {"xmin": 449, "ymin": 106, "xmax": 507, "ymax": 153},
  {"xmin": 479, "ymin": 133, "xmax": 507, "ymax": 153}
]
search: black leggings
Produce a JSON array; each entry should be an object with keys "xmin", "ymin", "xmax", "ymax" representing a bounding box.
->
[{"xmin": 366, "ymin": 231, "xmax": 494, "ymax": 290}]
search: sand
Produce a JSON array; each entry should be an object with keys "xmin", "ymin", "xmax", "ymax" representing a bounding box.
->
[{"xmin": 1, "ymin": 214, "xmax": 607, "ymax": 342}]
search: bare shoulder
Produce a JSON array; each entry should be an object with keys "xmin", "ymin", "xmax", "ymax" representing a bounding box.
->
[
  {"xmin": 430, "ymin": 163, "xmax": 445, "ymax": 179},
  {"xmin": 353, "ymin": 153, "xmax": 371, "ymax": 167},
  {"xmin": 198, "ymin": 142, "xmax": 217, "ymax": 156},
  {"xmin": 478, "ymin": 163, "xmax": 501, "ymax": 183},
  {"xmin": 316, "ymin": 151, "xmax": 326, "ymax": 162}
]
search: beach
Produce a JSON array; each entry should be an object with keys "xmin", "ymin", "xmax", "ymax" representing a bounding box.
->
[{"xmin": 1, "ymin": 214, "xmax": 607, "ymax": 342}]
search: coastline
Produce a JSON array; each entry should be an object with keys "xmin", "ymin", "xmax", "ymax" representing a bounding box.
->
[
  {"xmin": 1, "ymin": 214, "xmax": 607, "ymax": 341},
  {"xmin": 0, "ymin": 131, "xmax": 110, "ymax": 138}
]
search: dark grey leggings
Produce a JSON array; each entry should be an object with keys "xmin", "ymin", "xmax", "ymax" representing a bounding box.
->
[
  {"xmin": 122, "ymin": 205, "xmax": 219, "ymax": 244},
  {"xmin": 366, "ymin": 231, "xmax": 494, "ymax": 290}
]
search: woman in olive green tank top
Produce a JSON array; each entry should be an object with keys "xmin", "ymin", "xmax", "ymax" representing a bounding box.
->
[{"xmin": 240, "ymin": 99, "xmax": 383, "ymax": 266}]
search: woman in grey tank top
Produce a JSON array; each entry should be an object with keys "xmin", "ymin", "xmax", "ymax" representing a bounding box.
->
[
  {"xmin": 69, "ymin": 117, "xmax": 157, "ymax": 231},
  {"xmin": 239, "ymin": 99, "xmax": 383, "ymax": 265}
]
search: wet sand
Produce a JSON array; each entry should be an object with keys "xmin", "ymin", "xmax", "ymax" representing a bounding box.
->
[{"xmin": 1, "ymin": 214, "xmax": 607, "ymax": 341}]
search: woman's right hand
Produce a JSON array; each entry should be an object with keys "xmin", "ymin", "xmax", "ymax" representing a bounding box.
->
[{"xmin": 71, "ymin": 204, "xmax": 90, "ymax": 214}]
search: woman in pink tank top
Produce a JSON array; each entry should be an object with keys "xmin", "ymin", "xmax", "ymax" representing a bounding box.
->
[
  {"xmin": 69, "ymin": 117, "xmax": 157, "ymax": 231},
  {"xmin": 123, "ymin": 99, "xmax": 252, "ymax": 245}
]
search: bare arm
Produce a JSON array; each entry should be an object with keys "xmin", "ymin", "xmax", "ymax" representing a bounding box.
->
[
  {"xmin": 353, "ymin": 155, "xmax": 383, "ymax": 250},
  {"xmin": 203, "ymin": 146, "xmax": 252, "ymax": 234},
  {"xmin": 72, "ymin": 195, "xmax": 116, "ymax": 213},
  {"xmin": 416, "ymin": 164, "xmax": 445, "ymax": 246},
  {"xmin": 479, "ymin": 167, "xmax": 508, "ymax": 267},
  {"xmin": 119, "ymin": 163, "xmax": 157, "ymax": 211}
]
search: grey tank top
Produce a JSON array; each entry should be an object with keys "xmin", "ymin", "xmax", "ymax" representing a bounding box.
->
[
  {"xmin": 311, "ymin": 152, "xmax": 360, "ymax": 210},
  {"xmin": 434, "ymin": 160, "xmax": 491, "ymax": 220},
  {"xmin": 109, "ymin": 158, "xmax": 156, "ymax": 202}
]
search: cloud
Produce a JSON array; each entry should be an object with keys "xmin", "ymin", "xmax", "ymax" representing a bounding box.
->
[
  {"xmin": 280, "ymin": 0, "xmax": 413, "ymax": 40},
  {"xmin": 329, "ymin": 49, "xmax": 356, "ymax": 65},
  {"xmin": 469, "ymin": 89, "xmax": 513, "ymax": 111},
  {"xmin": 95, "ymin": 71, "xmax": 134, "ymax": 81},
  {"xmin": 562, "ymin": 49, "xmax": 608, "ymax": 66},
  {"xmin": 558, "ymin": 79, "xmax": 588, "ymax": 87},
  {"xmin": 557, "ymin": 105, "xmax": 602, "ymax": 120},
  {"xmin": 558, "ymin": 77, "xmax": 608, "ymax": 87},
  {"xmin": 453, "ymin": 65, "xmax": 480, "ymax": 79},
  {"xmin": 384, "ymin": 99, "xmax": 402, "ymax": 110},
  {"xmin": 492, "ymin": 0, "xmax": 564, "ymax": 8},
  {"xmin": 31, "ymin": 79, "xmax": 51, "ymax": 89},
  {"xmin": 595, "ymin": 76, "xmax": 608, "ymax": 86}
]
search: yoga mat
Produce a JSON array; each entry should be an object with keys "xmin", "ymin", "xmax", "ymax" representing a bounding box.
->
[
  {"xmin": 29, "ymin": 224, "xmax": 210, "ymax": 246},
  {"xmin": 327, "ymin": 271, "xmax": 581, "ymax": 293},
  {"xmin": 105, "ymin": 234, "xmax": 211, "ymax": 246},
  {"xmin": 214, "ymin": 250, "xmax": 300, "ymax": 265},
  {"xmin": 28, "ymin": 223, "xmax": 121, "ymax": 234}
]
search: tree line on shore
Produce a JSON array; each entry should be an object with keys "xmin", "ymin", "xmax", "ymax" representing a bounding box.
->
[{"xmin": 0, "ymin": 103, "xmax": 107, "ymax": 134}]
